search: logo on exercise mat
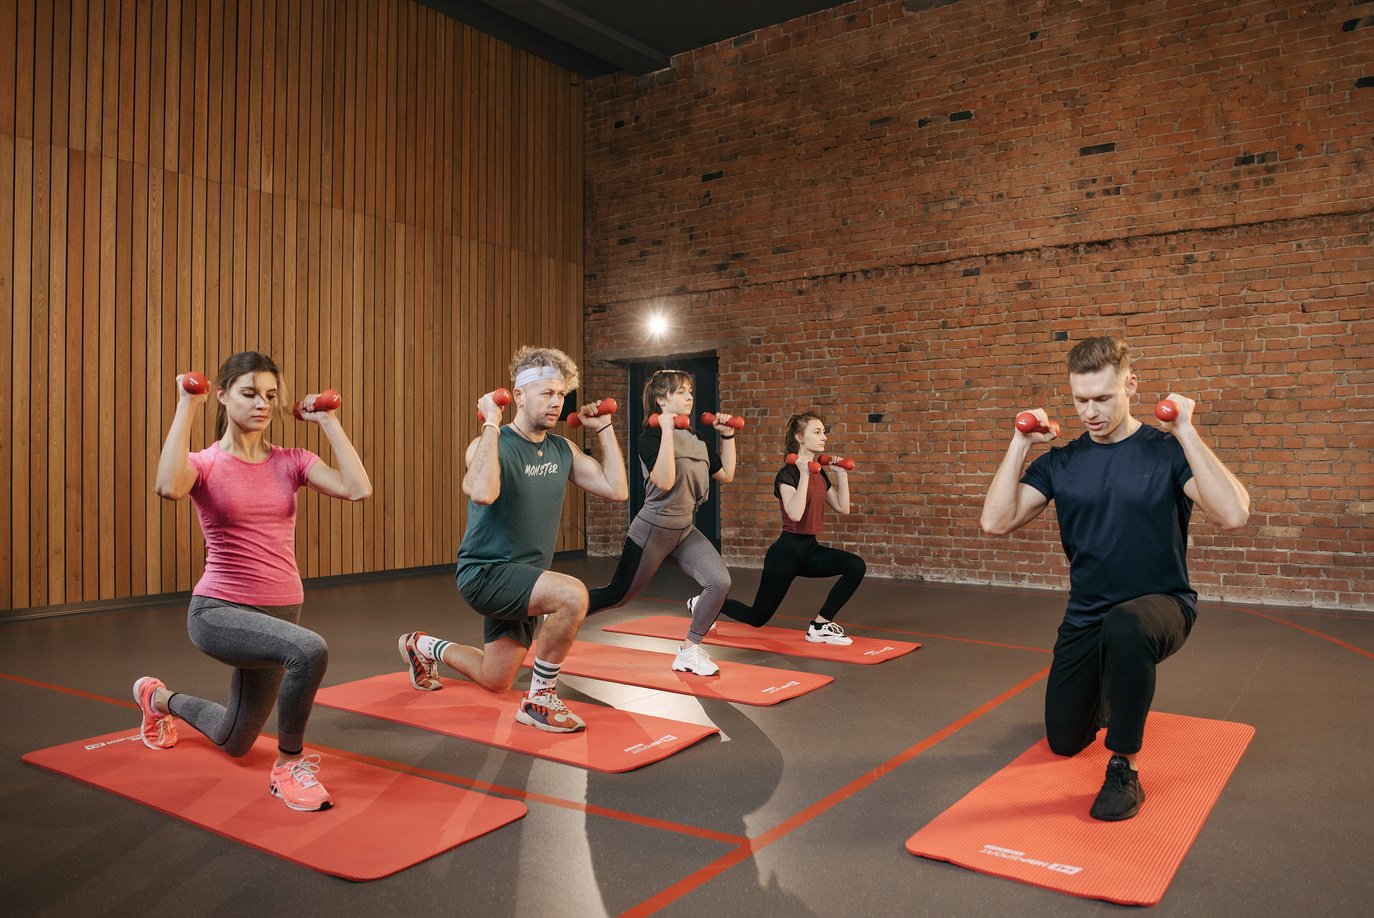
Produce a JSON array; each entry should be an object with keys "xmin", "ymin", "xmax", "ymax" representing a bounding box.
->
[
  {"xmin": 84, "ymin": 733, "xmax": 141, "ymax": 752},
  {"xmin": 979, "ymin": 843, "xmax": 1083, "ymax": 876},
  {"xmin": 864, "ymin": 646, "xmax": 895, "ymax": 656},
  {"xmin": 761, "ymin": 680, "xmax": 801, "ymax": 694},
  {"xmin": 625, "ymin": 734, "xmax": 678, "ymax": 755}
]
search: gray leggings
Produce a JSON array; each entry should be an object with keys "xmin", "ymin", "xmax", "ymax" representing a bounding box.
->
[
  {"xmin": 167, "ymin": 596, "xmax": 329, "ymax": 758},
  {"xmin": 587, "ymin": 516, "xmax": 731, "ymax": 644}
]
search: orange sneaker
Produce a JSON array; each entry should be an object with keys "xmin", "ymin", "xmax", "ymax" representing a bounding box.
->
[
  {"xmin": 515, "ymin": 690, "xmax": 585, "ymax": 733},
  {"xmin": 398, "ymin": 631, "xmax": 441, "ymax": 691}
]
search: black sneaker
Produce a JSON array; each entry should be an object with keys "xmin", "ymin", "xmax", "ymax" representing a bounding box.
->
[{"xmin": 1090, "ymin": 754, "xmax": 1144, "ymax": 821}]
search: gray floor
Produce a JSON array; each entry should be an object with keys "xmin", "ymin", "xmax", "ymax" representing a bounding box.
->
[{"xmin": 2, "ymin": 557, "xmax": 1371, "ymax": 917}]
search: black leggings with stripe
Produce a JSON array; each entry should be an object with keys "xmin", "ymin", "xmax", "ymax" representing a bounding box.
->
[{"xmin": 167, "ymin": 596, "xmax": 329, "ymax": 758}]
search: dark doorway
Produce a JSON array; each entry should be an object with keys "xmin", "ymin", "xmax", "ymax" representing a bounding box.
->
[{"xmin": 627, "ymin": 354, "xmax": 721, "ymax": 548}]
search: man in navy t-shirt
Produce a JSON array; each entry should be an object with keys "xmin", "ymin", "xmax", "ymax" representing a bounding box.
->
[{"xmin": 981, "ymin": 336, "xmax": 1250, "ymax": 820}]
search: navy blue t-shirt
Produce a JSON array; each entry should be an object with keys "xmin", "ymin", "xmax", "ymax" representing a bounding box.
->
[{"xmin": 1020, "ymin": 425, "xmax": 1197, "ymax": 627}]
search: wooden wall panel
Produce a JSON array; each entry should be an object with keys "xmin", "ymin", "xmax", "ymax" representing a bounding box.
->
[{"xmin": 2, "ymin": 0, "xmax": 585, "ymax": 612}]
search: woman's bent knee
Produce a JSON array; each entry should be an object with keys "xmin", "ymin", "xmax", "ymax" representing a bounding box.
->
[
  {"xmin": 292, "ymin": 633, "xmax": 330, "ymax": 671},
  {"xmin": 222, "ymin": 735, "xmax": 258, "ymax": 758}
]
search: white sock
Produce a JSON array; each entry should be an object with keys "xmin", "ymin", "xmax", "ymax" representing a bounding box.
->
[
  {"xmin": 415, "ymin": 634, "xmax": 447, "ymax": 661},
  {"xmin": 529, "ymin": 657, "xmax": 561, "ymax": 697}
]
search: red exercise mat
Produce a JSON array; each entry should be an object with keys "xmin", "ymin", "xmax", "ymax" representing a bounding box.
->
[
  {"xmin": 316, "ymin": 673, "xmax": 717, "ymax": 772},
  {"xmin": 601, "ymin": 614, "xmax": 920, "ymax": 663},
  {"xmin": 905, "ymin": 712, "xmax": 1255, "ymax": 906},
  {"xmin": 23, "ymin": 729, "xmax": 525, "ymax": 881},
  {"xmin": 521, "ymin": 640, "xmax": 831, "ymax": 705}
]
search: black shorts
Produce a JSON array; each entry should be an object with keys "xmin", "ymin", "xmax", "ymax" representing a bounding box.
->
[{"xmin": 456, "ymin": 561, "xmax": 540, "ymax": 647}]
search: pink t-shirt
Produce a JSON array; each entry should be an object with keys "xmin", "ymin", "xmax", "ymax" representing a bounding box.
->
[{"xmin": 187, "ymin": 442, "xmax": 320, "ymax": 606}]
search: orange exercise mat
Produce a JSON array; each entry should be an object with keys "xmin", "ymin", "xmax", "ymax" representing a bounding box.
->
[
  {"xmin": 905, "ymin": 712, "xmax": 1254, "ymax": 906},
  {"xmin": 521, "ymin": 640, "xmax": 831, "ymax": 705},
  {"xmin": 23, "ymin": 729, "xmax": 525, "ymax": 880},
  {"xmin": 316, "ymin": 672, "xmax": 718, "ymax": 772},
  {"xmin": 601, "ymin": 614, "xmax": 919, "ymax": 663}
]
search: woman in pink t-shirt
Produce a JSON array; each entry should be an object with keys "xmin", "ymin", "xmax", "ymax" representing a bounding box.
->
[
  {"xmin": 133, "ymin": 351, "xmax": 372, "ymax": 812},
  {"xmin": 718, "ymin": 412, "xmax": 866, "ymax": 644}
]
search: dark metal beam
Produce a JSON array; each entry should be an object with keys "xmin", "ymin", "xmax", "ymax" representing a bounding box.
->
[
  {"xmin": 418, "ymin": 0, "xmax": 671, "ymax": 76},
  {"xmin": 488, "ymin": 0, "xmax": 670, "ymax": 74},
  {"xmin": 417, "ymin": 0, "xmax": 619, "ymax": 76}
]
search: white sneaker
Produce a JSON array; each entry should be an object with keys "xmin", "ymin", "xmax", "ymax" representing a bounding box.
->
[
  {"xmin": 806, "ymin": 621, "xmax": 853, "ymax": 645},
  {"xmin": 672, "ymin": 642, "xmax": 720, "ymax": 676}
]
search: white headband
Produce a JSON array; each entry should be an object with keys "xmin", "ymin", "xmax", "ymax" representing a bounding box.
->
[{"xmin": 514, "ymin": 365, "xmax": 563, "ymax": 389}]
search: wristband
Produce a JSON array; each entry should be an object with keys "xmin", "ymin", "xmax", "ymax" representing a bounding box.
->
[{"xmin": 719, "ymin": 434, "xmax": 735, "ymax": 440}]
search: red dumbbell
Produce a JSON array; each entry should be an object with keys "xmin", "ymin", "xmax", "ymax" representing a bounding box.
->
[
  {"xmin": 477, "ymin": 387, "xmax": 512, "ymax": 424},
  {"xmin": 818, "ymin": 454, "xmax": 857, "ymax": 471},
  {"xmin": 1015, "ymin": 411, "xmax": 1060, "ymax": 438},
  {"xmin": 786, "ymin": 453, "xmax": 822, "ymax": 474},
  {"xmin": 701, "ymin": 412, "xmax": 745, "ymax": 430},
  {"xmin": 568, "ymin": 397, "xmax": 619, "ymax": 428},
  {"xmin": 1154, "ymin": 399, "xmax": 1179, "ymax": 422},
  {"xmin": 649, "ymin": 413, "xmax": 691, "ymax": 430},
  {"xmin": 293, "ymin": 389, "xmax": 341, "ymax": 420},
  {"xmin": 181, "ymin": 371, "xmax": 209, "ymax": 394}
]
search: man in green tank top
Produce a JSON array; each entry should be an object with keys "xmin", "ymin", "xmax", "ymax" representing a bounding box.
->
[{"xmin": 396, "ymin": 346, "xmax": 628, "ymax": 733}]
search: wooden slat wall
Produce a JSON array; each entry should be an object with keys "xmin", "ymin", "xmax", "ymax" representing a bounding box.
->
[{"xmin": 2, "ymin": 0, "xmax": 585, "ymax": 612}]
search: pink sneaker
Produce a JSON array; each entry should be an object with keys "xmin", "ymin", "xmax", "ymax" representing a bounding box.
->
[
  {"xmin": 132, "ymin": 677, "xmax": 177, "ymax": 750},
  {"xmin": 269, "ymin": 754, "xmax": 333, "ymax": 812}
]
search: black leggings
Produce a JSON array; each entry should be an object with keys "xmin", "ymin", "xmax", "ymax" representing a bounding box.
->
[
  {"xmin": 720, "ymin": 531, "xmax": 866, "ymax": 627},
  {"xmin": 1044, "ymin": 594, "xmax": 1193, "ymax": 757}
]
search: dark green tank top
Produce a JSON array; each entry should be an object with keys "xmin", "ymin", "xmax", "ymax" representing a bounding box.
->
[{"xmin": 456, "ymin": 426, "xmax": 574, "ymax": 579}]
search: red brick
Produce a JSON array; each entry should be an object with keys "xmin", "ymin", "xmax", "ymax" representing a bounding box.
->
[{"xmin": 582, "ymin": 0, "xmax": 1373, "ymax": 610}]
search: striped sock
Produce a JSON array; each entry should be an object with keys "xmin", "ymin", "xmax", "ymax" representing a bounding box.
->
[
  {"xmin": 415, "ymin": 634, "xmax": 449, "ymax": 662},
  {"xmin": 529, "ymin": 657, "xmax": 562, "ymax": 697}
]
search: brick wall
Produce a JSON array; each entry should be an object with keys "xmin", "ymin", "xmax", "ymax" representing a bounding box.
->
[{"xmin": 582, "ymin": 0, "xmax": 1374, "ymax": 609}]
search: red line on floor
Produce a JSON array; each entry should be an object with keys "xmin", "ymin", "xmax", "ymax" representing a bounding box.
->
[
  {"xmin": 1219, "ymin": 604, "xmax": 1374, "ymax": 622},
  {"xmin": 619, "ymin": 664, "xmax": 1053, "ymax": 918},
  {"xmin": 0, "ymin": 672, "xmax": 139, "ymax": 708},
  {"xmin": 634, "ymin": 595, "xmax": 1052, "ymax": 653},
  {"xmin": 3, "ymin": 670, "xmax": 746, "ymax": 846},
  {"xmin": 1231, "ymin": 606, "xmax": 1374, "ymax": 661},
  {"xmin": 807, "ymin": 617, "xmax": 1052, "ymax": 654}
]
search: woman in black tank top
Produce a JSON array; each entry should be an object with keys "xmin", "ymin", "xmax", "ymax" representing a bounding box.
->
[{"xmin": 718, "ymin": 412, "xmax": 866, "ymax": 644}]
